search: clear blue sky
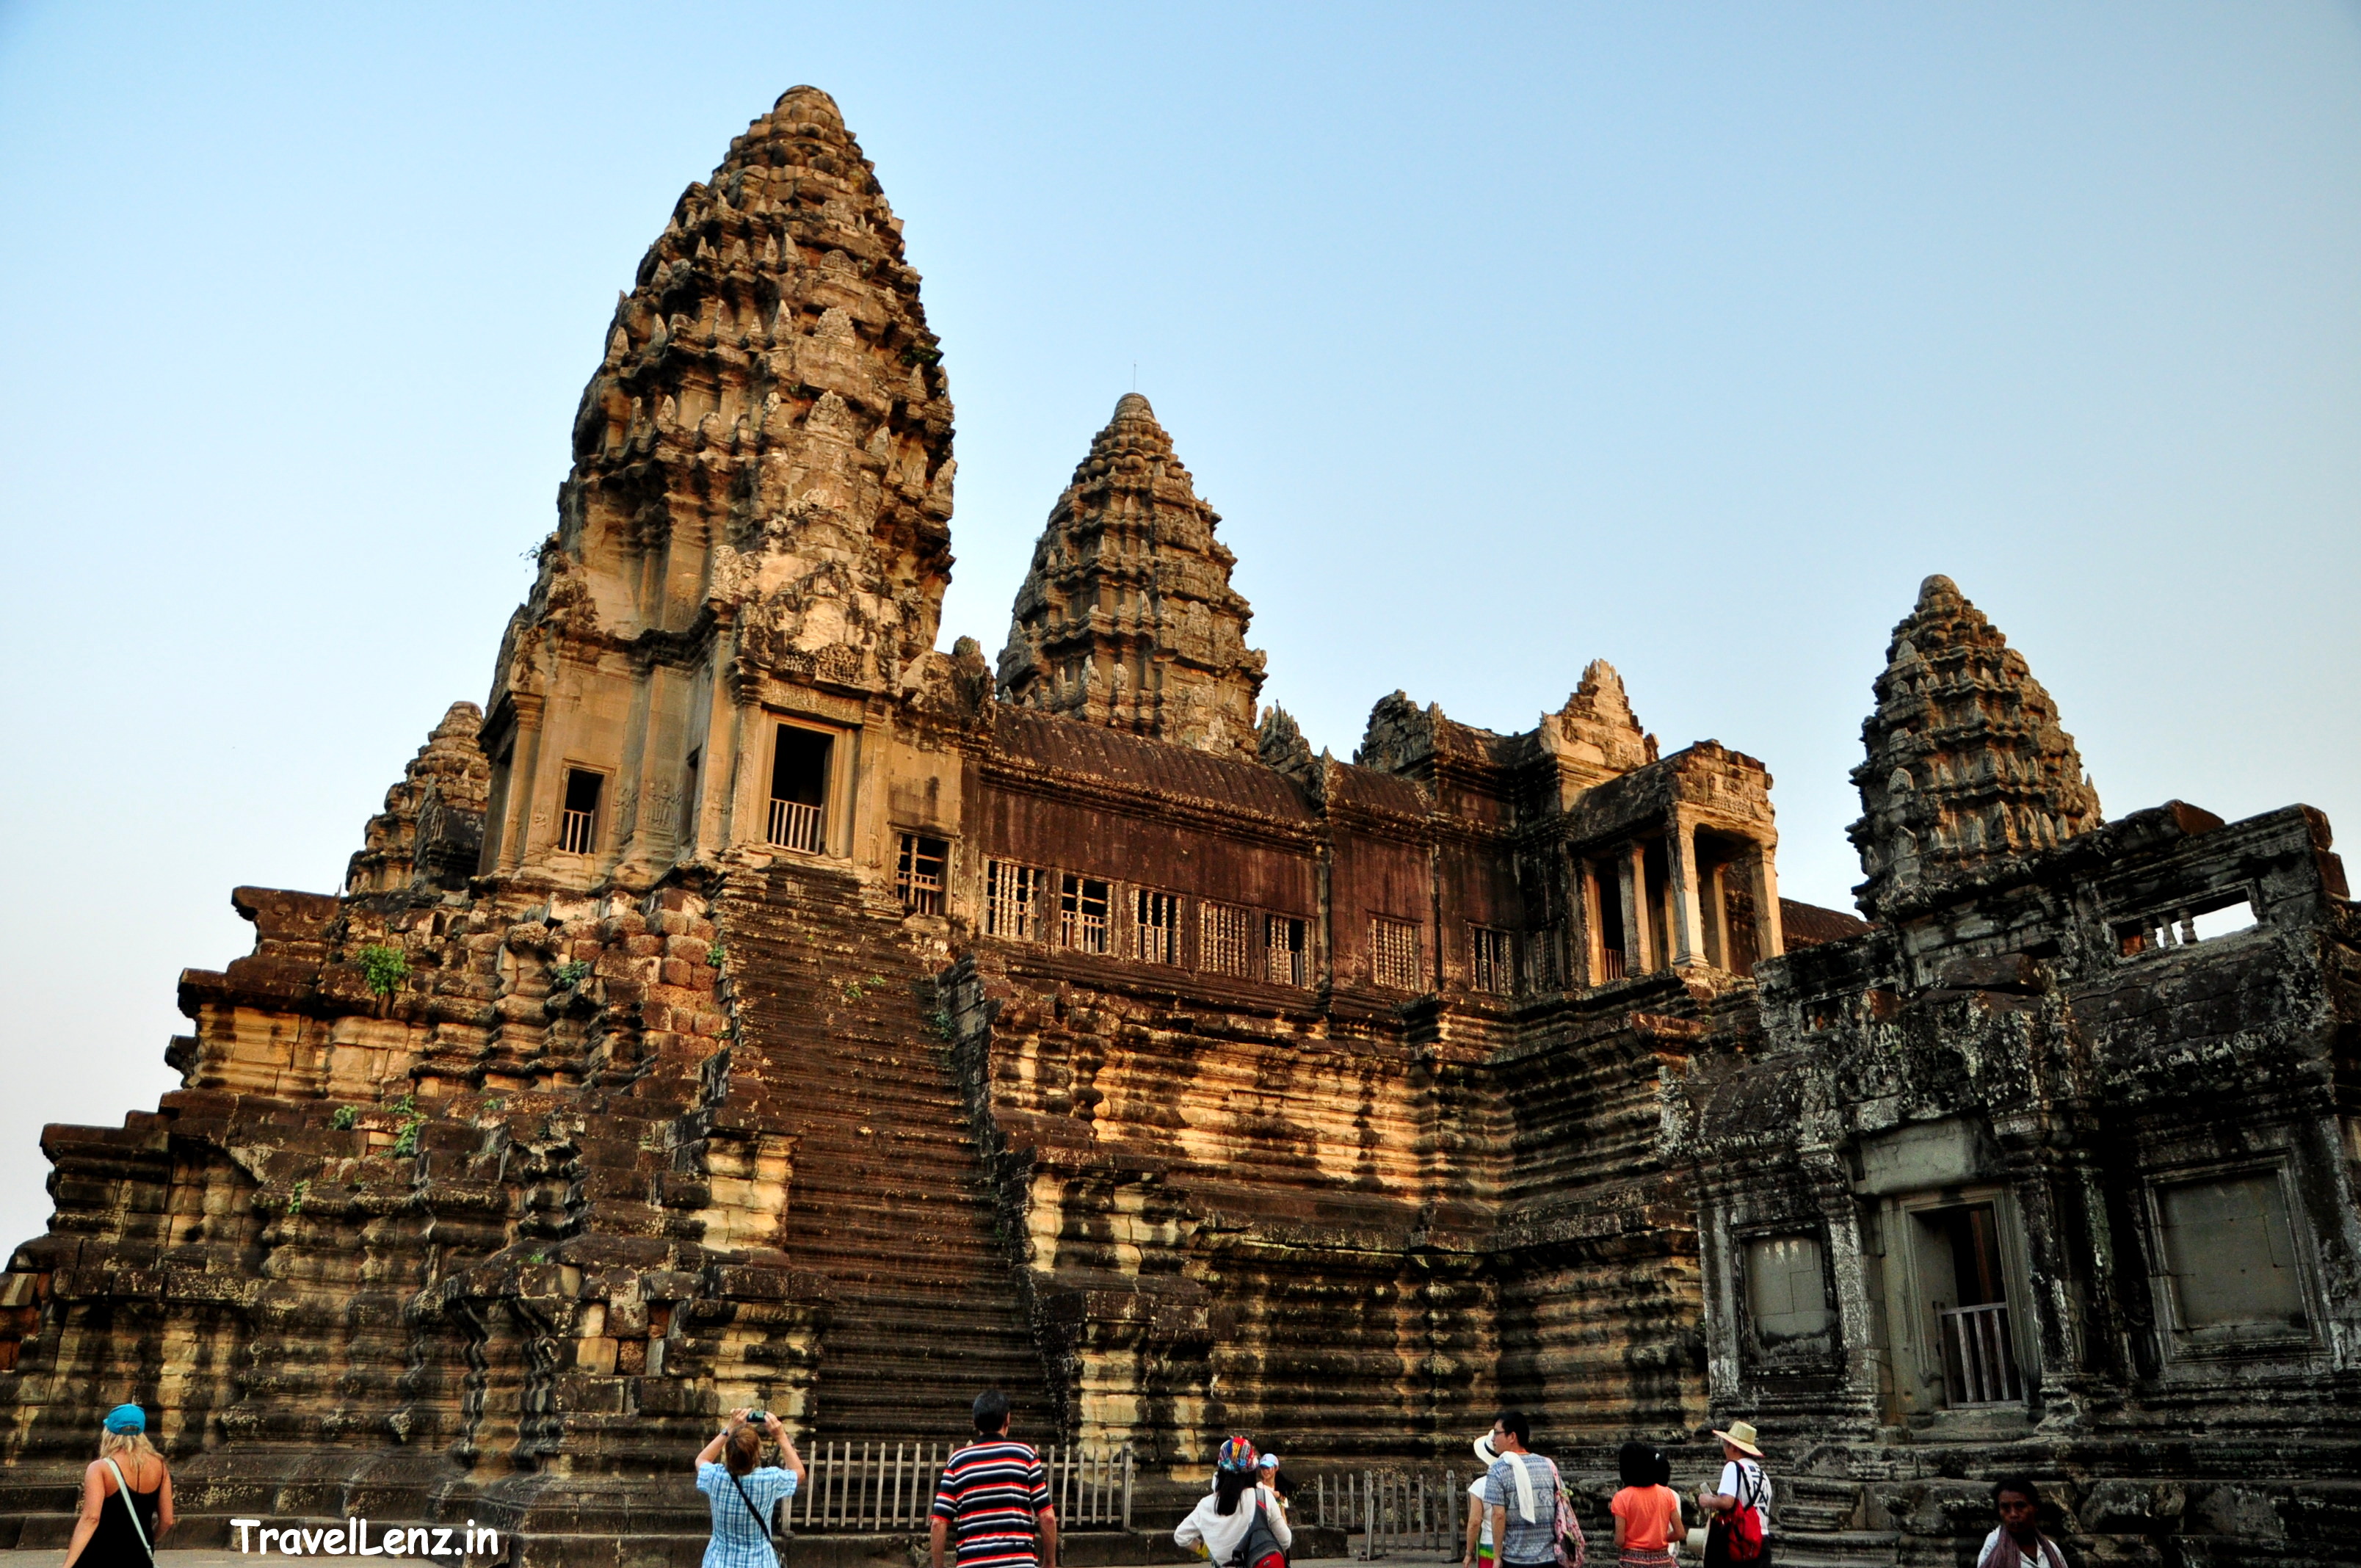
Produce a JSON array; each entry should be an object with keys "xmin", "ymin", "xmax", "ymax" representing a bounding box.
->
[{"xmin": 2, "ymin": 2, "xmax": 2356, "ymax": 1250}]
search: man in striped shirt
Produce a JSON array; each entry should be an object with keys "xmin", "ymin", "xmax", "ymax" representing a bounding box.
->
[{"xmin": 931, "ymin": 1391, "xmax": 1057, "ymax": 1568}]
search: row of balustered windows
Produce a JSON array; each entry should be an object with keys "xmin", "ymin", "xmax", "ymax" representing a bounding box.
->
[{"xmin": 982, "ymin": 857, "xmax": 1313, "ymax": 986}]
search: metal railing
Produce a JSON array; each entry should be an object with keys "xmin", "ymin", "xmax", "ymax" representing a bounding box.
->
[
  {"xmin": 781, "ymin": 1442, "xmax": 1132, "ymax": 1534},
  {"xmin": 1309, "ymin": 1469, "xmax": 1467, "ymax": 1560},
  {"xmin": 1938, "ymin": 1302, "xmax": 2023, "ymax": 1407},
  {"xmin": 768, "ymin": 797, "xmax": 824, "ymax": 854}
]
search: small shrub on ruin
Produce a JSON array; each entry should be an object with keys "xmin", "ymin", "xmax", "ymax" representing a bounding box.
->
[
  {"xmin": 330, "ymin": 1105, "xmax": 358, "ymax": 1130},
  {"xmin": 356, "ymin": 944, "xmax": 410, "ymax": 998},
  {"xmin": 552, "ymin": 959, "xmax": 594, "ymax": 988},
  {"xmin": 707, "ymin": 943, "xmax": 728, "ymax": 968},
  {"xmin": 287, "ymin": 1179, "xmax": 310, "ymax": 1217}
]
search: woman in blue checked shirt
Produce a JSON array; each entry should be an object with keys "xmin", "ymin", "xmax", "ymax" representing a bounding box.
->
[{"xmin": 695, "ymin": 1408, "xmax": 806, "ymax": 1568}]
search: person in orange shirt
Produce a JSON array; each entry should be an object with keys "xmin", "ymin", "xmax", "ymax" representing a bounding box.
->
[{"xmin": 1609, "ymin": 1442, "xmax": 1683, "ymax": 1568}]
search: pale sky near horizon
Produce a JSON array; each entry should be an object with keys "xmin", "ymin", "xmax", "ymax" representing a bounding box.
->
[{"xmin": 1, "ymin": 2, "xmax": 2356, "ymax": 1252}]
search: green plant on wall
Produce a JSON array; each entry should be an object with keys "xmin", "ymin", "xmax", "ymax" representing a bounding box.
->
[
  {"xmin": 356, "ymin": 944, "xmax": 410, "ymax": 998},
  {"xmin": 287, "ymin": 1179, "xmax": 311, "ymax": 1217},
  {"xmin": 707, "ymin": 943, "xmax": 727, "ymax": 968},
  {"xmin": 553, "ymin": 959, "xmax": 594, "ymax": 988},
  {"xmin": 330, "ymin": 1105, "xmax": 358, "ymax": 1130}
]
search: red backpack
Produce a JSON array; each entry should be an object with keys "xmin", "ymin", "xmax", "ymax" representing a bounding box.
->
[{"xmin": 1723, "ymin": 1465, "xmax": 1765, "ymax": 1564}]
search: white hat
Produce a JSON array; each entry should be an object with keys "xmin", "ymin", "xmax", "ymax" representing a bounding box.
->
[
  {"xmin": 1472, "ymin": 1433, "xmax": 1501, "ymax": 1465},
  {"xmin": 1258, "ymin": 1453, "xmax": 1280, "ymax": 1469}
]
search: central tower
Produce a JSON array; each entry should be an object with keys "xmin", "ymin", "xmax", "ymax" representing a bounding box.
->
[{"xmin": 996, "ymin": 393, "xmax": 1266, "ymax": 756}]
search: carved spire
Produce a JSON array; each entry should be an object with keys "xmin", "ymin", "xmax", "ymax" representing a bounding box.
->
[
  {"xmin": 345, "ymin": 703, "xmax": 492, "ymax": 896},
  {"xmin": 1849, "ymin": 575, "xmax": 2103, "ymax": 917},
  {"xmin": 996, "ymin": 393, "xmax": 1266, "ymax": 756},
  {"xmin": 499, "ymin": 85, "xmax": 955, "ymax": 714},
  {"xmin": 1539, "ymin": 659, "xmax": 1656, "ymax": 777}
]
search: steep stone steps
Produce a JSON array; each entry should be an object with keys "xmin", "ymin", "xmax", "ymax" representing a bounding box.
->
[{"xmin": 717, "ymin": 863, "xmax": 1056, "ymax": 1444}]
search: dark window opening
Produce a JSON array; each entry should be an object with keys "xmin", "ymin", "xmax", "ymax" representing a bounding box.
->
[
  {"xmin": 896, "ymin": 834, "xmax": 949, "ymax": 915},
  {"xmin": 769, "ymin": 726, "xmax": 831, "ymax": 853},
  {"xmin": 1266, "ymin": 915, "xmax": 1308, "ymax": 986},
  {"xmin": 1919, "ymin": 1202, "xmax": 2022, "ymax": 1407},
  {"xmin": 1593, "ymin": 859, "xmax": 1628, "ymax": 980},
  {"xmin": 559, "ymin": 768, "xmax": 603, "ymax": 855}
]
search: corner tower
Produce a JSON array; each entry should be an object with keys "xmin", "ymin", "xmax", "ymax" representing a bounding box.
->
[
  {"xmin": 996, "ymin": 394, "xmax": 1265, "ymax": 757},
  {"xmin": 1849, "ymin": 574, "xmax": 2103, "ymax": 918}
]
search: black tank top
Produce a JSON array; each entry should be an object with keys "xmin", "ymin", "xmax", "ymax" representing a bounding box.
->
[{"xmin": 87, "ymin": 1464, "xmax": 161, "ymax": 1568}]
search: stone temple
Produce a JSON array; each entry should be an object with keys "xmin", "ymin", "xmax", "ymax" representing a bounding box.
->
[{"xmin": 2, "ymin": 87, "xmax": 2355, "ymax": 1567}]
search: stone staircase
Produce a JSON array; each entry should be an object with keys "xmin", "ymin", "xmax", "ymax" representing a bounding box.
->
[
  {"xmin": 1773, "ymin": 1478, "xmax": 1900, "ymax": 1568},
  {"xmin": 717, "ymin": 863, "xmax": 1059, "ymax": 1444}
]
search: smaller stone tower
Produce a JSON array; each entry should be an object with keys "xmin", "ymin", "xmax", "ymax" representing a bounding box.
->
[
  {"xmin": 997, "ymin": 393, "xmax": 1266, "ymax": 756},
  {"xmin": 1849, "ymin": 574, "xmax": 2103, "ymax": 917}
]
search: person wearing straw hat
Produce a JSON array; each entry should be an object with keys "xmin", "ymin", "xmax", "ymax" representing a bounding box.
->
[
  {"xmin": 1694, "ymin": 1422, "xmax": 1772, "ymax": 1568},
  {"xmin": 61, "ymin": 1404, "xmax": 173, "ymax": 1568},
  {"xmin": 1459, "ymin": 1431, "xmax": 1504, "ymax": 1568}
]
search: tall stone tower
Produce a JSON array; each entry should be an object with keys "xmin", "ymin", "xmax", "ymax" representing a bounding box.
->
[
  {"xmin": 1849, "ymin": 574, "xmax": 2103, "ymax": 917},
  {"xmin": 482, "ymin": 84, "xmax": 958, "ymax": 884},
  {"xmin": 996, "ymin": 393, "xmax": 1266, "ymax": 757}
]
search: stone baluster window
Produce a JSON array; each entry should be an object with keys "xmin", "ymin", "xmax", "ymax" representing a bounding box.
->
[
  {"xmin": 1135, "ymin": 889, "xmax": 1181, "ymax": 965},
  {"xmin": 1059, "ymin": 874, "xmax": 1111, "ymax": 953},
  {"xmin": 895, "ymin": 834, "xmax": 949, "ymax": 915},
  {"xmin": 1468, "ymin": 926, "xmax": 1512, "ymax": 995},
  {"xmin": 1199, "ymin": 901, "xmax": 1254, "ymax": 977},
  {"xmin": 1369, "ymin": 918, "xmax": 1422, "ymax": 991},
  {"xmin": 984, "ymin": 860, "xmax": 1042, "ymax": 940}
]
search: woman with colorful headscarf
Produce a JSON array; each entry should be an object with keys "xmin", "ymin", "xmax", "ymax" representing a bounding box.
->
[
  {"xmin": 61, "ymin": 1404, "xmax": 173, "ymax": 1568},
  {"xmin": 1175, "ymin": 1437, "xmax": 1291, "ymax": 1568}
]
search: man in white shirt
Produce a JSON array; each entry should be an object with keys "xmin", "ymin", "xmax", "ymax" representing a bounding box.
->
[{"xmin": 1694, "ymin": 1420, "xmax": 1772, "ymax": 1564}]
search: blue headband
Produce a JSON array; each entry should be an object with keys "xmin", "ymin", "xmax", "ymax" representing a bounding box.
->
[{"xmin": 103, "ymin": 1405, "xmax": 145, "ymax": 1435}]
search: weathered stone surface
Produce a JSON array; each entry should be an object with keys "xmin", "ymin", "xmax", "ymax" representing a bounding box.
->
[{"xmin": 0, "ymin": 90, "xmax": 2351, "ymax": 1568}]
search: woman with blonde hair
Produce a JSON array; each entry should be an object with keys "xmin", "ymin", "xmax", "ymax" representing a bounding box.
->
[{"xmin": 62, "ymin": 1404, "xmax": 173, "ymax": 1568}]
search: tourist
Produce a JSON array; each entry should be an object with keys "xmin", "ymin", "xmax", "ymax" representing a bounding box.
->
[
  {"xmin": 1257, "ymin": 1450, "xmax": 1296, "ymax": 1509},
  {"xmin": 1609, "ymin": 1442, "xmax": 1681, "ymax": 1568},
  {"xmin": 1977, "ymin": 1477, "xmax": 2066, "ymax": 1568},
  {"xmin": 61, "ymin": 1404, "xmax": 173, "ymax": 1568},
  {"xmin": 1176, "ymin": 1437, "xmax": 1291, "ymax": 1568},
  {"xmin": 932, "ymin": 1391, "xmax": 1058, "ymax": 1568},
  {"xmin": 1483, "ymin": 1411, "xmax": 1564, "ymax": 1568},
  {"xmin": 694, "ymin": 1408, "xmax": 802, "ymax": 1568},
  {"xmin": 1461, "ymin": 1431, "xmax": 1504, "ymax": 1568},
  {"xmin": 1694, "ymin": 1422, "xmax": 1772, "ymax": 1568}
]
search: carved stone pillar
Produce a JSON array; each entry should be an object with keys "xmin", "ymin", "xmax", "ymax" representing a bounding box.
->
[
  {"xmin": 1667, "ymin": 813, "xmax": 1708, "ymax": 968},
  {"xmin": 1749, "ymin": 838, "xmax": 1784, "ymax": 962},
  {"xmin": 1571, "ymin": 852, "xmax": 1598, "ymax": 988},
  {"xmin": 1621, "ymin": 844, "xmax": 1653, "ymax": 973}
]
